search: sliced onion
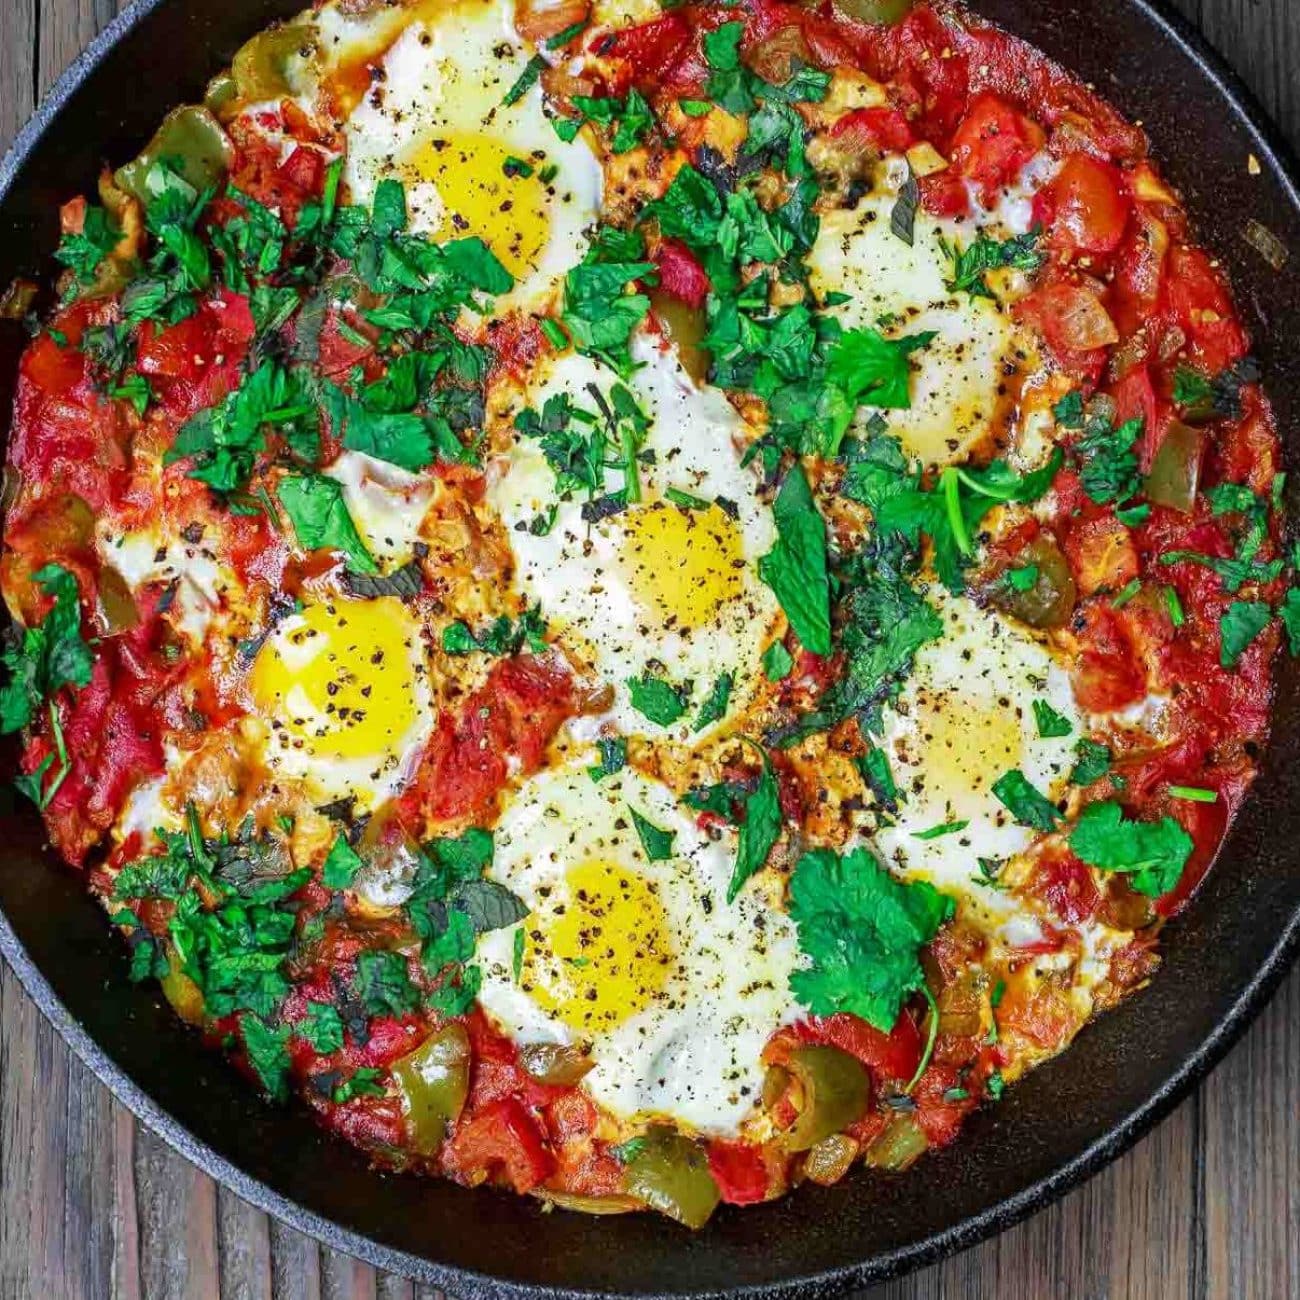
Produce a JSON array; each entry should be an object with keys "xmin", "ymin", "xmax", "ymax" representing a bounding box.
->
[
  {"xmin": 535, "ymin": 1190, "xmax": 642, "ymax": 1216},
  {"xmin": 515, "ymin": 0, "xmax": 590, "ymax": 44},
  {"xmin": 1054, "ymin": 285, "xmax": 1119, "ymax": 350},
  {"xmin": 803, "ymin": 1133, "xmax": 859, "ymax": 1186},
  {"xmin": 1243, "ymin": 218, "xmax": 1289, "ymax": 271}
]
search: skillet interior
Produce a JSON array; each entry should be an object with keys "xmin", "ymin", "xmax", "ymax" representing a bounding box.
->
[{"xmin": 1, "ymin": 0, "xmax": 1299, "ymax": 1293}]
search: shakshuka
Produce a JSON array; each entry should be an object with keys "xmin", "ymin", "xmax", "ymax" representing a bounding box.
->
[{"xmin": 0, "ymin": 0, "xmax": 1292, "ymax": 1226}]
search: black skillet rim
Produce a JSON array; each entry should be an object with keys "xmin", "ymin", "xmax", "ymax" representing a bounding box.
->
[{"xmin": 0, "ymin": 0, "xmax": 1298, "ymax": 1293}]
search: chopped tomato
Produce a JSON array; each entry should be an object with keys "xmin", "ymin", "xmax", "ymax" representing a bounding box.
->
[
  {"xmin": 1034, "ymin": 154, "xmax": 1130, "ymax": 257},
  {"xmin": 771, "ymin": 1012, "xmax": 923, "ymax": 1088},
  {"xmin": 1165, "ymin": 245, "xmax": 1248, "ymax": 374},
  {"xmin": 948, "ymin": 93, "xmax": 1045, "ymax": 207},
  {"xmin": 708, "ymin": 1140, "xmax": 772, "ymax": 1206},
  {"xmin": 443, "ymin": 1098, "xmax": 554, "ymax": 1193},
  {"xmin": 653, "ymin": 238, "xmax": 710, "ymax": 310},
  {"xmin": 1071, "ymin": 604, "xmax": 1147, "ymax": 712},
  {"xmin": 1062, "ymin": 513, "xmax": 1138, "ymax": 597},
  {"xmin": 595, "ymin": 13, "xmax": 692, "ymax": 88},
  {"xmin": 830, "ymin": 106, "xmax": 916, "ymax": 154},
  {"xmin": 1028, "ymin": 848, "xmax": 1101, "ymax": 924}
]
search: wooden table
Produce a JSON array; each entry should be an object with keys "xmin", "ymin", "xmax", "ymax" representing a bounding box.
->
[{"xmin": 1, "ymin": 0, "xmax": 1298, "ymax": 1295}]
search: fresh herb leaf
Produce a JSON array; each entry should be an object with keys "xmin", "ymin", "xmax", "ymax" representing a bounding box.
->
[
  {"xmin": 946, "ymin": 227, "xmax": 1043, "ymax": 299},
  {"xmin": 762, "ymin": 640, "xmax": 794, "ymax": 681},
  {"xmin": 694, "ymin": 672, "xmax": 733, "ymax": 731},
  {"xmin": 1068, "ymin": 800, "xmax": 1193, "ymax": 897},
  {"xmin": 299, "ymin": 1001, "xmax": 344, "ymax": 1054},
  {"xmin": 626, "ymin": 673, "xmax": 689, "ymax": 726},
  {"xmin": 276, "ymin": 473, "xmax": 377, "ymax": 574},
  {"xmin": 354, "ymin": 950, "xmax": 420, "ymax": 1018},
  {"xmin": 1032, "ymin": 699, "xmax": 1072, "ymax": 738},
  {"xmin": 992, "ymin": 769, "xmax": 1061, "ymax": 831},
  {"xmin": 727, "ymin": 745, "xmax": 783, "ymax": 903},
  {"xmin": 321, "ymin": 834, "xmax": 364, "ymax": 891},
  {"xmin": 759, "ymin": 464, "xmax": 831, "ymax": 655},
  {"xmin": 441, "ymin": 606, "xmax": 547, "ymax": 657},
  {"xmin": 1071, "ymin": 738, "xmax": 1112, "ymax": 785},
  {"xmin": 629, "ymin": 807, "xmax": 676, "ymax": 862},
  {"xmin": 241, "ymin": 1014, "xmax": 291, "ymax": 1101},
  {"xmin": 1220, "ymin": 599, "xmax": 1271, "ymax": 668},
  {"xmin": 788, "ymin": 845, "xmax": 953, "ymax": 1030},
  {"xmin": 587, "ymin": 736, "xmax": 628, "ymax": 781}
]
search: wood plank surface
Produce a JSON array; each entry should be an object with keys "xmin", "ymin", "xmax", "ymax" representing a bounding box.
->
[{"xmin": 1, "ymin": 0, "xmax": 1298, "ymax": 1295}]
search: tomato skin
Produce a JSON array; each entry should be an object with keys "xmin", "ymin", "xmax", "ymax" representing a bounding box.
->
[
  {"xmin": 948, "ymin": 93, "xmax": 1045, "ymax": 207},
  {"xmin": 708, "ymin": 1140, "xmax": 773, "ymax": 1206},
  {"xmin": 1034, "ymin": 154, "xmax": 1130, "ymax": 256},
  {"xmin": 1071, "ymin": 604, "xmax": 1148, "ymax": 713},
  {"xmin": 278, "ymin": 145, "xmax": 325, "ymax": 197},
  {"xmin": 919, "ymin": 168, "xmax": 971, "ymax": 219},
  {"xmin": 399, "ymin": 654, "xmax": 577, "ymax": 827},
  {"xmin": 829, "ymin": 106, "xmax": 916, "ymax": 154},
  {"xmin": 1028, "ymin": 848, "xmax": 1101, "ymax": 925},
  {"xmin": 442, "ymin": 1098, "xmax": 554, "ymax": 1194},
  {"xmin": 653, "ymin": 237, "xmax": 710, "ymax": 310},
  {"xmin": 595, "ymin": 13, "xmax": 692, "ymax": 87},
  {"xmin": 1164, "ymin": 245, "xmax": 1248, "ymax": 374}
]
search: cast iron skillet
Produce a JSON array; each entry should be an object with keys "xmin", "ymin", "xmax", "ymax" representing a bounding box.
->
[{"xmin": 1, "ymin": 0, "xmax": 1299, "ymax": 1293}]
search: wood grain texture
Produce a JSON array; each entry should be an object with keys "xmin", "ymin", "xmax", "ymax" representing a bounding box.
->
[{"xmin": 0, "ymin": 0, "xmax": 1298, "ymax": 1296}]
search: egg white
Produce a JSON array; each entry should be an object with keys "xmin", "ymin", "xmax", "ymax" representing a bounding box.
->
[
  {"xmin": 474, "ymin": 759, "xmax": 803, "ymax": 1134},
  {"xmin": 325, "ymin": 448, "xmax": 436, "ymax": 568},
  {"xmin": 488, "ymin": 330, "xmax": 782, "ymax": 740},
  {"xmin": 807, "ymin": 158, "xmax": 1040, "ymax": 468}
]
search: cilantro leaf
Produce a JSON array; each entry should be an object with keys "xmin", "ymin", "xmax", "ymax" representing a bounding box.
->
[
  {"xmin": 276, "ymin": 473, "xmax": 377, "ymax": 574},
  {"xmin": 442, "ymin": 606, "xmax": 547, "ymax": 657},
  {"xmin": 946, "ymin": 228, "xmax": 1044, "ymax": 299},
  {"xmin": 1220, "ymin": 599, "xmax": 1271, "ymax": 668},
  {"xmin": 587, "ymin": 736, "xmax": 628, "ymax": 781},
  {"xmin": 0, "ymin": 565, "xmax": 94, "ymax": 735},
  {"xmin": 54, "ymin": 205, "xmax": 120, "ymax": 287},
  {"xmin": 991, "ymin": 769, "xmax": 1061, "ymax": 831},
  {"xmin": 703, "ymin": 21, "xmax": 756, "ymax": 115},
  {"xmin": 694, "ymin": 673, "xmax": 733, "ymax": 731},
  {"xmin": 759, "ymin": 464, "xmax": 831, "ymax": 655},
  {"xmin": 321, "ymin": 834, "xmax": 364, "ymax": 891},
  {"xmin": 570, "ymin": 89, "xmax": 656, "ymax": 153},
  {"xmin": 560, "ymin": 229, "xmax": 654, "ymax": 375},
  {"xmin": 1067, "ymin": 800, "xmax": 1193, "ymax": 897},
  {"xmin": 1032, "ymin": 699, "xmax": 1073, "ymax": 738},
  {"xmin": 827, "ymin": 327, "xmax": 935, "ymax": 411},
  {"xmin": 241, "ymin": 1014, "xmax": 291, "ymax": 1101},
  {"xmin": 788, "ymin": 845, "xmax": 953, "ymax": 1031},
  {"xmin": 298, "ymin": 1001, "xmax": 344, "ymax": 1054},
  {"xmin": 1076, "ymin": 414, "xmax": 1143, "ymax": 506},
  {"xmin": 354, "ymin": 949, "xmax": 420, "ymax": 1018}
]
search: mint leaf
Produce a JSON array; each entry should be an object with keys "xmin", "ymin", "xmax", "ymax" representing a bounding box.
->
[
  {"xmin": 992, "ymin": 769, "xmax": 1061, "ymax": 831},
  {"xmin": 727, "ymin": 746, "xmax": 782, "ymax": 903},
  {"xmin": 629, "ymin": 807, "xmax": 676, "ymax": 862},
  {"xmin": 758, "ymin": 464, "xmax": 831, "ymax": 655}
]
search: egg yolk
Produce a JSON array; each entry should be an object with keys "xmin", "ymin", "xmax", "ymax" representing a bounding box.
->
[
  {"xmin": 614, "ymin": 501, "xmax": 745, "ymax": 629},
  {"xmin": 403, "ymin": 132, "xmax": 550, "ymax": 278},
  {"xmin": 250, "ymin": 597, "xmax": 420, "ymax": 763},
  {"xmin": 523, "ymin": 860, "xmax": 674, "ymax": 1034},
  {"xmin": 907, "ymin": 687, "xmax": 1024, "ymax": 813}
]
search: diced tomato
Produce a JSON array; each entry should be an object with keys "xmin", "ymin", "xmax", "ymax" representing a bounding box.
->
[
  {"xmin": 594, "ymin": 13, "xmax": 692, "ymax": 87},
  {"xmin": 1108, "ymin": 208, "xmax": 1169, "ymax": 339},
  {"xmin": 708, "ymin": 1140, "xmax": 772, "ymax": 1206},
  {"xmin": 443, "ymin": 1098, "xmax": 554, "ymax": 1193},
  {"xmin": 1071, "ymin": 604, "xmax": 1147, "ymax": 712},
  {"xmin": 278, "ymin": 145, "xmax": 325, "ymax": 197},
  {"xmin": 1015, "ymin": 280, "xmax": 1113, "ymax": 380},
  {"xmin": 1061, "ymin": 513, "xmax": 1138, "ymax": 597},
  {"xmin": 653, "ymin": 238, "xmax": 710, "ymax": 310},
  {"xmin": 830, "ymin": 106, "xmax": 916, "ymax": 154},
  {"xmin": 1034, "ymin": 154, "xmax": 1130, "ymax": 257},
  {"xmin": 911, "ymin": 1064, "xmax": 976, "ymax": 1148},
  {"xmin": 948, "ymin": 93, "xmax": 1045, "ymax": 207},
  {"xmin": 136, "ymin": 290, "xmax": 256, "ymax": 420},
  {"xmin": 919, "ymin": 168, "xmax": 971, "ymax": 219},
  {"xmin": 1164, "ymin": 245, "xmax": 1248, "ymax": 374},
  {"xmin": 1028, "ymin": 848, "xmax": 1101, "ymax": 924}
]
